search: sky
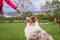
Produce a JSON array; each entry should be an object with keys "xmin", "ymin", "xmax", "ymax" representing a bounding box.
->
[
  {"xmin": 31, "ymin": 0, "xmax": 46, "ymax": 11},
  {"xmin": 4, "ymin": 0, "xmax": 52, "ymax": 12}
]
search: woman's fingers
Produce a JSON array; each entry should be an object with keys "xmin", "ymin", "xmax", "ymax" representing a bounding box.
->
[{"xmin": 16, "ymin": 7, "xmax": 21, "ymax": 13}]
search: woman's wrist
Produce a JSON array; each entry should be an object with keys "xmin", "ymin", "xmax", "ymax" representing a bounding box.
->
[{"xmin": 15, "ymin": 7, "xmax": 17, "ymax": 9}]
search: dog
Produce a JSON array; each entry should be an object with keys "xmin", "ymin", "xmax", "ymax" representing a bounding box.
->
[{"xmin": 24, "ymin": 16, "xmax": 54, "ymax": 40}]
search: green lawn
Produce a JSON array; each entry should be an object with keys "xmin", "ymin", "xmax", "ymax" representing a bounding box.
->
[{"xmin": 0, "ymin": 23, "xmax": 60, "ymax": 40}]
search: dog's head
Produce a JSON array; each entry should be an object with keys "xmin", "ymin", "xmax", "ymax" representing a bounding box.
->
[{"xmin": 26, "ymin": 16, "xmax": 36, "ymax": 23}]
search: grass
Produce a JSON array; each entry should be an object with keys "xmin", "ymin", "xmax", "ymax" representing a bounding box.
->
[{"xmin": 0, "ymin": 23, "xmax": 60, "ymax": 40}]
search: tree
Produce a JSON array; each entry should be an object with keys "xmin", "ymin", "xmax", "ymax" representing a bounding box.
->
[
  {"xmin": 23, "ymin": 11, "xmax": 33, "ymax": 19},
  {"xmin": 40, "ymin": 0, "xmax": 60, "ymax": 21},
  {"xmin": 52, "ymin": 0, "xmax": 60, "ymax": 19},
  {"xmin": 14, "ymin": 0, "xmax": 35, "ymax": 12}
]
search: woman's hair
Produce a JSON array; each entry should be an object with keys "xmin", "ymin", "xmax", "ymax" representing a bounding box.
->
[{"xmin": 30, "ymin": 16, "xmax": 36, "ymax": 23}]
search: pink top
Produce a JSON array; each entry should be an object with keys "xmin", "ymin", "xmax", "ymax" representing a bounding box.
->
[{"xmin": 0, "ymin": 0, "xmax": 17, "ymax": 9}]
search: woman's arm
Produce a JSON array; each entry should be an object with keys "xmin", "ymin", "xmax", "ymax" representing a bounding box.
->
[
  {"xmin": 5, "ymin": 0, "xmax": 22, "ymax": 14},
  {"xmin": 5, "ymin": 0, "xmax": 17, "ymax": 9}
]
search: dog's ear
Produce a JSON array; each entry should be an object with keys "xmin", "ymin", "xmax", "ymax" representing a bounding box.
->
[
  {"xmin": 30, "ymin": 16, "xmax": 36, "ymax": 23},
  {"xmin": 33, "ymin": 18, "xmax": 36, "ymax": 23}
]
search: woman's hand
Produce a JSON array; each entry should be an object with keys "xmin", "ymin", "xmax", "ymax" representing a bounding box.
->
[
  {"xmin": 16, "ymin": 7, "xmax": 23, "ymax": 17},
  {"xmin": 16, "ymin": 7, "xmax": 21, "ymax": 13}
]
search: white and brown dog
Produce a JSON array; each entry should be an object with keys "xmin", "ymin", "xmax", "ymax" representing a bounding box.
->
[{"xmin": 24, "ymin": 16, "xmax": 54, "ymax": 40}]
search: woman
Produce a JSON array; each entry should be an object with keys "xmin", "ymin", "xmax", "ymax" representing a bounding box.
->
[
  {"xmin": 24, "ymin": 16, "xmax": 54, "ymax": 40},
  {"xmin": 0, "ymin": 0, "xmax": 21, "ymax": 16}
]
